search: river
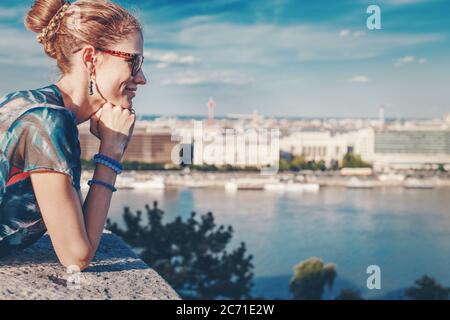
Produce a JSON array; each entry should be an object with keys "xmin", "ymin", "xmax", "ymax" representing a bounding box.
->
[{"xmin": 91, "ymin": 186, "xmax": 450, "ymax": 299}]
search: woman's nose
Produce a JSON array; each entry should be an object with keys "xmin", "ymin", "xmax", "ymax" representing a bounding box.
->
[{"xmin": 134, "ymin": 69, "xmax": 147, "ymax": 85}]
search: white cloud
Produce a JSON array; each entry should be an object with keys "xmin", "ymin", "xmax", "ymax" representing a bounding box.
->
[
  {"xmin": 394, "ymin": 55, "xmax": 428, "ymax": 67},
  {"xmin": 339, "ymin": 29, "xmax": 365, "ymax": 38},
  {"xmin": 144, "ymin": 51, "xmax": 200, "ymax": 69},
  {"xmin": 339, "ymin": 29, "xmax": 351, "ymax": 37},
  {"xmin": 163, "ymin": 70, "xmax": 254, "ymax": 86},
  {"xmin": 350, "ymin": 75, "xmax": 371, "ymax": 83}
]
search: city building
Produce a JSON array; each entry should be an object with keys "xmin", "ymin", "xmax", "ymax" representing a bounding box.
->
[
  {"xmin": 78, "ymin": 123, "xmax": 178, "ymax": 164},
  {"xmin": 372, "ymin": 129, "xmax": 450, "ymax": 171},
  {"xmin": 279, "ymin": 129, "xmax": 374, "ymax": 167}
]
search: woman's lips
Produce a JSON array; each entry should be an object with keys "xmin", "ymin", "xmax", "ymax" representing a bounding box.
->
[{"xmin": 125, "ymin": 87, "xmax": 137, "ymax": 97}]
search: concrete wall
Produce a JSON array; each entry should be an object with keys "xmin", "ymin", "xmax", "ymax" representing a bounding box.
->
[{"xmin": 0, "ymin": 231, "xmax": 180, "ymax": 300}]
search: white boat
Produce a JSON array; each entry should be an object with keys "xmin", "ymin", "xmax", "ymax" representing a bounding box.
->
[
  {"xmin": 263, "ymin": 183, "xmax": 286, "ymax": 191},
  {"xmin": 115, "ymin": 176, "xmax": 136, "ymax": 190},
  {"xmin": 133, "ymin": 176, "xmax": 165, "ymax": 190},
  {"xmin": 346, "ymin": 177, "xmax": 374, "ymax": 189},
  {"xmin": 224, "ymin": 181, "xmax": 238, "ymax": 192},
  {"xmin": 264, "ymin": 181, "xmax": 320, "ymax": 192},
  {"xmin": 403, "ymin": 178, "xmax": 435, "ymax": 189},
  {"xmin": 286, "ymin": 182, "xmax": 320, "ymax": 192},
  {"xmin": 378, "ymin": 173, "xmax": 405, "ymax": 182},
  {"xmin": 224, "ymin": 178, "xmax": 275, "ymax": 191}
]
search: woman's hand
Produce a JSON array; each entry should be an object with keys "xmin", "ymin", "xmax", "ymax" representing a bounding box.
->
[
  {"xmin": 94, "ymin": 102, "xmax": 136, "ymax": 161},
  {"xmin": 90, "ymin": 107, "xmax": 103, "ymax": 139}
]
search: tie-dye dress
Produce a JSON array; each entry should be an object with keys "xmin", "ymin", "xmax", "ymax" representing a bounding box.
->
[{"xmin": 0, "ymin": 84, "xmax": 81, "ymax": 257}]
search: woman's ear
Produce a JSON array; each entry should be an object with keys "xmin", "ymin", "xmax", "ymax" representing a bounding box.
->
[{"xmin": 81, "ymin": 46, "xmax": 97, "ymax": 74}]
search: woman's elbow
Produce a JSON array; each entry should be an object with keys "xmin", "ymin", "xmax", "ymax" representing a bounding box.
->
[{"xmin": 59, "ymin": 245, "xmax": 93, "ymax": 272}]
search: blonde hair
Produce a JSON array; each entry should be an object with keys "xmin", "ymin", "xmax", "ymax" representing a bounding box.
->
[{"xmin": 25, "ymin": 0, "xmax": 142, "ymax": 74}]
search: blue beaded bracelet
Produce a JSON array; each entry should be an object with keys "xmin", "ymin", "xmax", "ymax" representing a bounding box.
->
[
  {"xmin": 87, "ymin": 179, "xmax": 117, "ymax": 192},
  {"xmin": 95, "ymin": 153, "xmax": 122, "ymax": 169},
  {"xmin": 94, "ymin": 158, "xmax": 122, "ymax": 174},
  {"xmin": 93, "ymin": 153, "xmax": 123, "ymax": 174}
]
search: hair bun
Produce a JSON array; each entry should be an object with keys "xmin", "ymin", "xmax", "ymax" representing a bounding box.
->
[
  {"xmin": 25, "ymin": 0, "xmax": 70, "ymax": 59},
  {"xmin": 25, "ymin": 0, "xmax": 67, "ymax": 34}
]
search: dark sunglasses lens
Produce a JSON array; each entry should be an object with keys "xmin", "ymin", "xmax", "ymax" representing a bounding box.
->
[{"xmin": 132, "ymin": 56, "xmax": 144, "ymax": 76}]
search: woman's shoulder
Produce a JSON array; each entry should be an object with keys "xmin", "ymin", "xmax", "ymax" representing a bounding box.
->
[
  {"xmin": 0, "ymin": 84, "xmax": 63, "ymax": 109},
  {"xmin": 0, "ymin": 84, "xmax": 76, "ymax": 134}
]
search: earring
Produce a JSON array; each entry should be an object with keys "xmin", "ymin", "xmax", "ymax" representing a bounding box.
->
[{"xmin": 89, "ymin": 76, "xmax": 94, "ymax": 96}]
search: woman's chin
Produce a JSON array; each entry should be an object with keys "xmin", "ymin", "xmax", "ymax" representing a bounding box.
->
[
  {"xmin": 113, "ymin": 96, "xmax": 131, "ymax": 108},
  {"xmin": 124, "ymin": 98, "xmax": 133, "ymax": 108}
]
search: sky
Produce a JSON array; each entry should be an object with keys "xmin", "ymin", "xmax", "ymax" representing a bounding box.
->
[{"xmin": 0, "ymin": 0, "xmax": 449, "ymax": 118}]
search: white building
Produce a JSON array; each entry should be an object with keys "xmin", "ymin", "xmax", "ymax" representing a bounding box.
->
[
  {"xmin": 371, "ymin": 129, "xmax": 450, "ymax": 172},
  {"xmin": 279, "ymin": 120, "xmax": 450, "ymax": 172},
  {"xmin": 279, "ymin": 128, "xmax": 374, "ymax": 167}
]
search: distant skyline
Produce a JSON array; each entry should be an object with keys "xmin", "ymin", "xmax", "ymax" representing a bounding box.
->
[
  {"xmin": 136, "ymin": 113, "xmax": 446, "ymax": 121},
  {"xmin": 0, "ymin": 0, "xmax": 449, "ymax": 118}
]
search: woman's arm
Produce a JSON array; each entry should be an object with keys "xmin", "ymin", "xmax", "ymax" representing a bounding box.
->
[
  {"xmin": 30, "ymin": 103, "xmax": 134, "ymax": 271},
  {"xmin": 30, "ymin": 143, "xmax": 121, "ymax": 271}
]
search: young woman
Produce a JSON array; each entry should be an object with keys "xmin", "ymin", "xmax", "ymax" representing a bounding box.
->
[{"xmin": 0, "ymin": 0, "xmax": 147, "ymax": 270}]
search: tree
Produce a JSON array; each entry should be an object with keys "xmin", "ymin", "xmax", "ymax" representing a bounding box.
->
[
  {"xmin": 279, "ymin": 159, "xmax": 291, "ymax": 171},
  {"xmin": 289, "ymin": 257, "xmax": 337, "ymax": 300},
  {"xmin": 405, "ymin": 275, "xmax": 450, "ymax": 300},
  {"xmin": 290, "ymin": 155, "xmax": 306, "ymax": 171},
  {"xmin": 315, "ymin": 160, "xmax": 326, "ymax": 171},
  {"xmin": 279, "ymin": 154, "xmax": 329, "ymax": 172},
  {"xmin": 335, "ymin": 288, "xmax": 364, "ymax": 300},
  {"xmin": 106, "ymin": 201, "xmax": 254, "ymax": 300},
  {"xmin": 341, "ymin": 152, "xmax": 372, "ymax": 168}
]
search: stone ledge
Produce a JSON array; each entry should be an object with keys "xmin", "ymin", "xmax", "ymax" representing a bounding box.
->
[{"xmin": 0, "ymin": 231, "xmax": 180, "ymax": 300}]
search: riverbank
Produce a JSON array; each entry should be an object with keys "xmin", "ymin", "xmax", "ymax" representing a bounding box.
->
[{"xmin": 81, "ymin": 170, "xmax": 450, "ymax": 190}]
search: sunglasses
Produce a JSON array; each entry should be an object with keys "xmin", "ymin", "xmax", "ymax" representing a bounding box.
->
[{"xmin": 95, "ymin": 48, "xmax": 144, "ymax": 77}]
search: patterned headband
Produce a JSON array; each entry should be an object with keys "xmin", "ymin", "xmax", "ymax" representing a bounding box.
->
[{"xmin": 36, "ymin": 2, "xmax": 71, "ymax": 44}]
